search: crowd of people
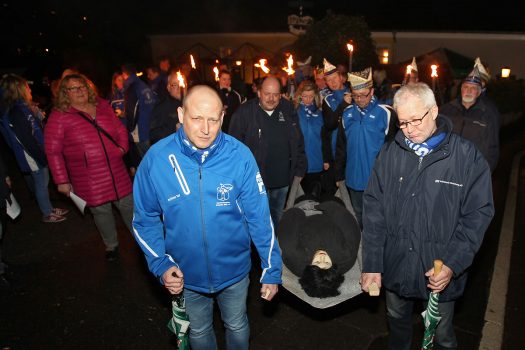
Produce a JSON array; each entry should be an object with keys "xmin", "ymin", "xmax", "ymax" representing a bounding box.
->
[{"xmin": 0, "ymin": 53, "xmax": 501, "ymax": 350}]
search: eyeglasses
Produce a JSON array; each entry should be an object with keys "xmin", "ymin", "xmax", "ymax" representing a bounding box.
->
[
  {"xmin": 66, "ymin": 85, "xmax": 87, "ymax": 93},
  {"xmin": 352, "ymin": 89, "xmax": 372, "ymax": 100},
  {"xmin": 397, "ymin": 108, "xmax": 431, "ymax": 129},
  {"xmin": 168, "ymin": 83, "xmax": 179, "ymax": 88}
]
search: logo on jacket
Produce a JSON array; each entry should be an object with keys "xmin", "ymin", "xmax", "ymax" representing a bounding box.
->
[
  {"xmin": 256, "ymin": 172, "xmax": 266, "ymax": 194},
  {"xmin": 216, "ymin": 183, "xmax": 233, "ymax": 206},
  {"xmin": 278, "ymin": 111, "xmax": 285, "ymax": 122}
]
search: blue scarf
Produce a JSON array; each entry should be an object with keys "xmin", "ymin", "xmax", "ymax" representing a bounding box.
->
[
  {"xmin": 405, "ymin": 132, "xmax": 446, "ymax": 157},
  {"xmin": 178, "ymin": 128, "xmax": 222, "ymax": 164}
]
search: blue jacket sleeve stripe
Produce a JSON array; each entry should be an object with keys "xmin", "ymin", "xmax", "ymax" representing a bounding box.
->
[{"xmin": 260, "ymin": 217, "xmax": 277, "ymax": 282}]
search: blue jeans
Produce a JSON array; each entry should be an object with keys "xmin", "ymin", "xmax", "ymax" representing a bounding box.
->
[
  {"xmin": 385, "ymin": 289, "xmax": 457, "ymax": 350},
  {"xmin": 267, "ymin": 186, "xmax": 289, "ymax": 229},
  {"xmin": 184, "ymin": 275, "xmax": 250, "ymax": 350},
  {"xmin": 31, "ymin": 167, "xmax": 53, "ymax": 216}
]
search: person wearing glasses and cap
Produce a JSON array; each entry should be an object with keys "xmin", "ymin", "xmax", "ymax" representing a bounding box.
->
[
  {"xmin": 334, "ymin": 67, "xmax": 393, "ymax": 228},
  {"xmin": 360, "ymin": 82, "xmax": 494, "ymax": 350},
  {"xmin": 439, "ymin": 66, "xmax": 500, "ymax": 172}
]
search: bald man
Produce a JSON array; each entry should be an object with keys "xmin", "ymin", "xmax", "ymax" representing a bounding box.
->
[
  {"xmin": 132, "ymin": 85, "xmax": 282, "ymax": 350},
  {"xmin": 229, "ymin": 77, "xmax": 306, "ymax": 228}
]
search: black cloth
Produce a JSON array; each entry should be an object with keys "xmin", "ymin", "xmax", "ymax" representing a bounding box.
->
[
  {"xmin": 321, "ymin": 98, "xmax": 350, "ymax": 163},
  {"xmin": 363, "ymin": 116, "xmax": 494, "ymax": 301},
  {"xmin": 149, "ymin": 96, "xmax": 182, "ymax": 145},
  {"xmin": 228, "ymin": 98, "xmax": 307, "ymax": 185},
  {"xmin": 263, "ymin": 109, "xmax": 290, "ymax": 188},
  {"xmin": 277, "ymin": 200, "xmax": 360, "ymax": 276},
  {"xmin": 439, "ymin": 97, "xmax": 500, "ymax": 172},
  {"xmin": 217, "ymin": 87, "xmax": 243, "ymax": 133},
  {"xmin": 0, "ymin": 153, "xmax": 8, "ymax": 208}
]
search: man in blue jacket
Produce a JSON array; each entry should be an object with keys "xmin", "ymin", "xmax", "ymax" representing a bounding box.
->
[
  {"xmin": 360, "ymin": 82, "xmax": 494, "ymax": 350},
  {"xmin": 132, "ymin": 85, "xmax": 282, "ymax": 350}
]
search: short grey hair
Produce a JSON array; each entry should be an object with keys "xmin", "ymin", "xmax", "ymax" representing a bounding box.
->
[{"xmin": 393, "ymin": 82, "xmax": 437, "ymax": 111}]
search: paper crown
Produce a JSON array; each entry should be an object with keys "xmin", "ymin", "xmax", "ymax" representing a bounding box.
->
[
  {"xmin": 464, "ymin": 66, "xmax": 483, "ymax": 86},
  {"xmin": 323, "ymin": 58, "xmax": 338, "ymax": 76},
  {"xmin": 409, "ymin": 57, "xmax": 418, "ymax": 73},
  {"xmin": 298, "ymin": 56, "xmax": 312, "ymax": 67},
  {"xmin": 348, "ymin": 67, "xmax": 373, "ymax": 90},
  {"xmin": 474, "ymin": 57, "xmax": 491, "ymax": 83}
]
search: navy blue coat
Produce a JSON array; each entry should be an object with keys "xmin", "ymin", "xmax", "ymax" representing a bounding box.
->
[{"xmin": 362, "ymin": 116, "xmax": 494, "ymax": 301}]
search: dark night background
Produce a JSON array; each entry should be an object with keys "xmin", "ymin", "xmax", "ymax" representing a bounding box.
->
[{"xmin": 1, "ymin": 0, "xmax": 523, "ymax": 94}]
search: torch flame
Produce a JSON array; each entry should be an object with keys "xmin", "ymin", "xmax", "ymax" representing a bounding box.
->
[
  {"xmin": 213, "ymin": 67, "xmax": 219, "ymax": 81},
  {"xmin": 254, "ymin": 59, "xmax": 270, "ymax": 74},
  {"xmin": 282, "ymin": 54, "xmax": 295, "ymax": 76},
  {"xmin": 347, "ymin": 43, "xmax": 354, "ymax": 52},
  {"xmin": 431, "ymin": 64, "xmax": 438, "ymax": 78},
  {"xmin": 176, "ymin": 71, "xmax": 186, "ymax": 88},
  {"xmin": 190, "ymin": 55, "xmax": 196, "ymax": 69}
]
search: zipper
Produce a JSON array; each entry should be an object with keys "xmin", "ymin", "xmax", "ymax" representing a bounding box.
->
[
  {"xmin": 397, "ymin": 176, "xmax": 403, "ymax": 195},
  {"xmin": 199, "ymin": 166, "xmax": 214, "ymax": 292},
  {"xmin": 418, "ymin": 156, "xmax": 423, "ymax": 171}
]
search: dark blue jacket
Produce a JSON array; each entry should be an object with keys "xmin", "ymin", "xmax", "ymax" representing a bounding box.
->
[
  {"xmin": 362, "ymin": 116, "xmax": 494, "ymax": 301},
  {"xmin": 298, "ymin": 103, "xmax": 324, "ymax": 173},
  {"xmin": 123, "ymin": 74, "xmax": 157, "ymax": 142}
]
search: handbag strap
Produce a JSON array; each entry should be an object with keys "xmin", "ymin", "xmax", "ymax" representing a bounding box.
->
[{"xmin": 76, "ymin": 112, "xmax": 123, "ymax": 150}]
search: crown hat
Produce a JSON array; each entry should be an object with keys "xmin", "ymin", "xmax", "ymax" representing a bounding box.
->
[
  {"xmin": 323, "ymin": 58, "xmax": 338, "ymax": 76},
  {"xmin": 474, "ymin": 57, "xmax": 491, "ymax": 83},
  {"xmin": 410, "ymin": 57, "xmax": 418, "ymax": 73},
  {"xmin": 348, "ymin": 67, "xmax": 373, "ymax": 90},
  {"xmin": 298, "ymin": 56, "xmax": 312, "ymax": 67},
  {"xmin": 464, "ymin": 66, "xmax": 483, "ymax": 87}
]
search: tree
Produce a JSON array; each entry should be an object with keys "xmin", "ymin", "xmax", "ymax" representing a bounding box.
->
[{"xmin": 293, "ymin": 12, "xmax": 379, "ymax": 71}]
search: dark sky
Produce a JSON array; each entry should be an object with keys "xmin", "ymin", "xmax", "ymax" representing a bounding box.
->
[{"xmin": 0, "ymin": 0, "xmax": 522, "ymax": 86}]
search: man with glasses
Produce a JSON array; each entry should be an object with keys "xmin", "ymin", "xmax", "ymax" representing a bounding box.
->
[
  {"xmin": 360, "ymin": 82, "xmax": 494, "ymax": 350},
  {"xmin": 439, "ymin": 67, "xmax": 500, "ymax": 172},
  {"xmin": 334, "ymin": 67, "xmax": 393, "ymax": 227}
]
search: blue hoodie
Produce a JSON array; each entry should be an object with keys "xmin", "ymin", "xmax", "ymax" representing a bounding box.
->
[{"xmin": 132, "ymin": 129, "xmax": 282, "ymax": 293}]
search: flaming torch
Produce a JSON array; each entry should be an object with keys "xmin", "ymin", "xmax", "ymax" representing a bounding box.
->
[
  {"xmin": 282, "ymin": 54, "xmax": 296, "ymax": 99},
  {"xmin": 347, "ymin": 42, "xmax": 354, "ymax": 72},
  {"xmin": 190, "ymin": 54, "xmax": 196, "ymax": 69},
  {"xmin": 254, "ymin": 59, "xmax": 270, "ymax": 74},
  {"xmin": 431, "ymin": 64, "xmax": 438, "ymax": 92},
  {"xmin": 213, "ymin": 66, "xmax": 219, "ymax": 82},
  {"xmin": 176, "ymin": 70, "xmax": 186, "ymax": 99}
]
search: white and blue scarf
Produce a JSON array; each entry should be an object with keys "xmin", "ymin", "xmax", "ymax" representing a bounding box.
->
[{"xmin": 405, "ymin": 132, "xmax": 445, "ymax": 157}]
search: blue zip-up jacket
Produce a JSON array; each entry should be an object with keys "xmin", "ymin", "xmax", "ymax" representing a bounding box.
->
[
  {"xmin": 0, "ymin": 100, "xmax": 47, "ymax": 173},
  {"xmin": 123, "ymin": 74, "xmax": 157, "ymax": 142},
  {"xmin": 335, "ymin": 96, "xmax": 391, "ymax": 191},
  {"xmin": 132, "ymin": 129, "xmax": 282, "ymax": 293},
  {"xmin": 321, "ymin": 87, "xmax": 351, "ymax": 162},
  {"xmin": 298, "ymin": 103, "xmax": 324, "ymax": 173}
]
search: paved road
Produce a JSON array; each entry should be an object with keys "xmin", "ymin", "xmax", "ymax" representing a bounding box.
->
[{"xmin": 1, "ymin": 120, "xmax": 524, "ymax": 349}]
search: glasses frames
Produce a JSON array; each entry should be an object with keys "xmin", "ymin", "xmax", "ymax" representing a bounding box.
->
[{"xmin": 397, "ymin": 108, "xmax": 432, "ymax": 129}]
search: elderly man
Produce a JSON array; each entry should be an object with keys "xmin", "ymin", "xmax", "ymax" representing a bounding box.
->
[
  {"xmin": 440, "ymin": 67, "xmax": 500, "ymax": 172},
  {"xmin": 133, "ymin": 85, "xmax": 282, "ymax": 350},
  {"xmin": 229, "ymin": 76, "xmax": 306, "ymax": 228},
  {"xmin": 149, "ymin": 71, "xmax": 182, "ymax": 144},
  {"xmin": 334, "ymin": 67, "xmax": 393, "ymax": 227},
  {"xmin": 360, "ymin": 82, "xmax": 494, "ymax": 350}
]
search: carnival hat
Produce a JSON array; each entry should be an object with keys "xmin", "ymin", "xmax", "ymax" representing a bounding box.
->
[
  {"xmin": 474, "ymin": 57, "xmax": 491, "ymax": 83},
  {"xmin": 464, "ymin": 66, "xmax": 483, "ymax": 87},
  {"xmin": 298, "ymin": 56, "xmax": 312, "ymax": 67},
  {"xmin": 323, "ymin": 58, "xmax": 338, "ymax": 76},
  {"xmin": 409, "ymin": 57, "xmax": 418, "ymax": 73},
  {"xmin": 348, "ymin": 67, "xmax": 373, "ymax": 90}
]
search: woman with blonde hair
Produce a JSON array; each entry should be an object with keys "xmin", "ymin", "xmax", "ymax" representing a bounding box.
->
[
  {"xmin": 0, "ymin": 74, "xmax": 68, "ymax": 223},
  {"xmin": 294, "ymin": 80, "xmax": 326, "ymax": 197},
  {"xmin": 44, "ymin": 74, "xmax": 133, "ymax": 261}
]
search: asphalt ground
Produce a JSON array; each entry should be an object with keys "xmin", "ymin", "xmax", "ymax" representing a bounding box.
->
[{"xmin": 1, "ymin": 120, "xmax": 524, "ymax": 350}]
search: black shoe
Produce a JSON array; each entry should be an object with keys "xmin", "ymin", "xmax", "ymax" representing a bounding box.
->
[
  {"xmin": 0, "ymin": 274, "xmax": 11, "ymax": 290},
  {"xmin": 105, "ymin": 247, "xmax": 119, "ymax": 262}
]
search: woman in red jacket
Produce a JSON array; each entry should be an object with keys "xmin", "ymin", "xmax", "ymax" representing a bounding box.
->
[{"xmin": 44, "ymin": 74, "xmax": 133, "ymax": 261}]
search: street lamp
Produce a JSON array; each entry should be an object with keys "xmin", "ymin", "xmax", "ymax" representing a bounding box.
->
[{"xmin": 501, "ymin": 67, "xmax": 511, "ymax": 78}]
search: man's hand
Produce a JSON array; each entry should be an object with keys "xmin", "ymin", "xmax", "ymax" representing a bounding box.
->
[
  {"xmin": 260, "ymin": 284, "xmax": 278, "ymax": 301},
  {"xmin": 425, "ymin": 263, "xmax": 453, "ymax": 293},
  {"xmin": 162, "ymin": 266, "xmax": 184, "ymax": 295},
  {"xmin": 360, "ymin": 272, "xmax": 382, "ymax": 294},
  {"xmin": 58, "ymin": 183, "xmax": 72, "ymax": 197}
]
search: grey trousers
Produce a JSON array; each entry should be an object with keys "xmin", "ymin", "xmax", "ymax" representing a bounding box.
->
[{"xmin": 89, "ymin": 194, "xmax": 133, "ymax": 251}]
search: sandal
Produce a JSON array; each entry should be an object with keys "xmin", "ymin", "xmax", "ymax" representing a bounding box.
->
[
  {"xmin": 42, "ymin": 213, "xmax": 66, "ymax": 223},
  {"xmin": 52, "ymin": 208, "xmax": 69, "ymax": 216}
]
